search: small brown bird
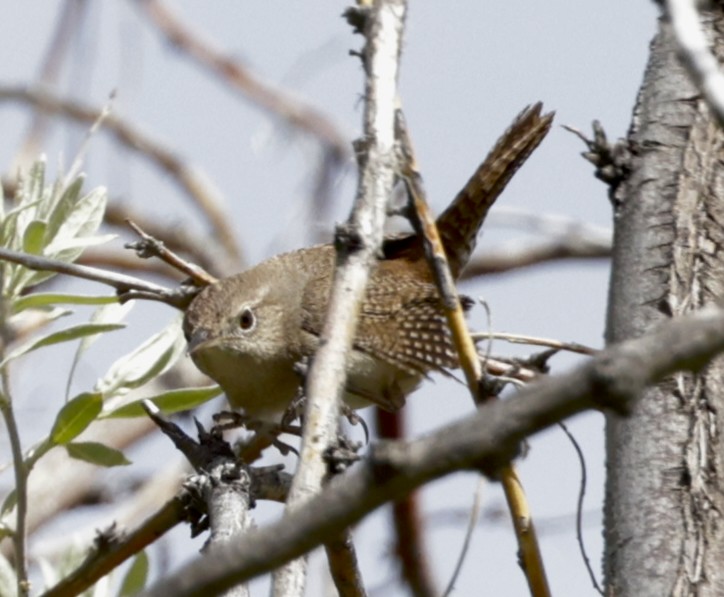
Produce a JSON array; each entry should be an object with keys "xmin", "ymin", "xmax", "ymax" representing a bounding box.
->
[{"xmin": 183, "ymin": 104, "xmax": 553, "ymax": 422}]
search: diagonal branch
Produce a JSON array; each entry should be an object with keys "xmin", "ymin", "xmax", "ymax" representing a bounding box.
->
[
  {"xmin": 135, "ymin": 0, "xmax": 350, "ymax": 161},
  {"xmin": 0, "ymin": 246, "xmax": 193, "ymax": 309},
  {"xmin": 136, "ymin": 305, "xmax": 724, "ymax": 597}
]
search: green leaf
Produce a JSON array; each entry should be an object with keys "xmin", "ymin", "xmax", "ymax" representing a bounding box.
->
[
  {"xmin": 1, "ymin": 322, "xmax": 125, "ymax": 367},
  {"xmin": 118, "ymin": 551, "xmax": 149, "ymax": 597},
  {"xmin": 0, "ymin": 202, "xmax": 43, "ymax": 296},
  {"xmin": 19, "ymin": 159, "xmax": 46, "ymax": 212},
  {"xmin": 50, "ymin": 392, "xmax": 103, "ymax": 444},
  {"xmin": 96, "ymin": 317, "xmax": 186, "ymax": 399},
  {"xmin": 1, "ymin": 160, "xmax": 112, "ymax": 296},
  {"xmin": 22, "ymin": 220, "xmax": 47, "ymax": 255},
  {"xmin": 104, "ymin": 385, "xmax": 222, "ymax": 418},
  {"xmin": 12, "ymin": 293, "xmax": 118, "ymax": 313},
  {"xmin": 44, "ymin": 233, "xmax": 116, "ymax": 255},
  {"xmin": 0, "ymin": 523, "xmax": 12, "ymax": 542},
  {"xmin": 14, "ymin": 163, "xmax": 48, "ymax": 244},
  {"xmin": 75, "ymin": 302, "xmax": 134, "ymax": 358},
  {"xmin": 46, "ymin": 186, "xmax": 108, "ymax": 264},
  {"xmin": 0, "ymin": 173, "xmax": 5, "ymax": 221},
  {"xmin": 1, "ymin": 491, "xmax": 16, "ymax": 516},
  {"xmin": 0, "ymin": 200, "xmax": 41, "ymax": 249},
  {"xmin": 23, "ymin": 437, "xmax": 55, "ymax": 472},
  {"xmin": 43, "ymin": 175, "xmax": 84, "ymax": 240},
  {"xmin": 66, "ymin": 442, "xmax": 131, "ymax": 467},
  {"xmin": 66, "ymin": 302, "xmax": 134, "ymax": 399}
]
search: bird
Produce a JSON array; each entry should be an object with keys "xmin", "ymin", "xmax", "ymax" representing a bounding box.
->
[{"xmin": 183, "ymin": 103, "xmax": 553, "ymax": 423}]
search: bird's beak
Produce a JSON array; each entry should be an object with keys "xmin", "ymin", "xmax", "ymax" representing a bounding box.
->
[{"xmin": 187, "ymin": 328, "xmax": 212, "ymax": 354}]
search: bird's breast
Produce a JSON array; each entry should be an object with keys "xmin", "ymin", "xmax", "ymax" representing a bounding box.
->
[{"xmin": 190, "ymin": 344, "xmax": 301, "ymax": 422}]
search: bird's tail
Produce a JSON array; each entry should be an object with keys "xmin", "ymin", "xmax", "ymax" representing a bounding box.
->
[{"xmin": 437, "ymin": 103, "xmax": 554, "ymax": 278}]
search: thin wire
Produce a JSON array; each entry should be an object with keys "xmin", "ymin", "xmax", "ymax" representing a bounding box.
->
[
  {"xmin": 558, "ymin": 422, "xmax": 604, "ymax": 595},
  {"xmin": 441, "ymin": 477, "xmax": 485, "ymax": 597}
]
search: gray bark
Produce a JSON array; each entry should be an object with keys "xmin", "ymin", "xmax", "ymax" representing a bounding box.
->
[{"xmin": 605, "ymin": 10, "xmax": 724, "ymax": 597}]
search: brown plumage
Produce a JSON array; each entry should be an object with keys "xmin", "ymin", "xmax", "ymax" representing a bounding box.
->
[{"xmin": 183, "ymin": 103, "xmax": 554, "ymax": 421}]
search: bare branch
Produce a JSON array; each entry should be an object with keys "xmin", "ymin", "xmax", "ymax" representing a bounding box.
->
[
  {"xmin": 104, "ymin": 202, "xmax": 241, "ymax": 278},
  {"xmin": 135, "ymin": 0, "xmax": 350, "ymax": 161},
  {"xmin": 461, "ymin": 236, "xmax": 610, "ymax": 278},
  {"xmin": 323, "ymin": 530, "xmax": 367, "ymax": 597},
  {"xmin": 41, "ymin": 498, "xmax": 185, "ymax": 597},
  {"xmin": 137, "ymin": 305, "xmax": 724, "ymax": 597},
  {"xmin": 0, "ymin": 246, "xmax": 194, "ymax": 309},
  {"xmin": 126, "ymin": 219, "xmax": 217, "ymax": 287},
  {"xmin": 559, "ymin": 423, "xmax": 604, "ymax": 595},
  {"xmin": 142, "ymin": 403, "xmax": 251, "ymax": 597},
  {"xmin": 273, "ymin": 3, "xmax": 407, "ymax": 593},
  {"xmin": 39, "ymin": 462, "xmax": 292, "ymax": 597},
  {"xmin": 78, "ymin": 248, "xmax": 186, "ymax": 281}
]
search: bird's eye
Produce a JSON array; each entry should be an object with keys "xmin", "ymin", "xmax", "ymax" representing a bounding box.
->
[{"xmin": 238, "ymin": 307, "xmax": 256, "ymax": 331}]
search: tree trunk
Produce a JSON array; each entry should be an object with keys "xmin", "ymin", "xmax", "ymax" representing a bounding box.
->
[{"xmin": 605, "ymin": 9, "xmax": 724, "ymax": 596}]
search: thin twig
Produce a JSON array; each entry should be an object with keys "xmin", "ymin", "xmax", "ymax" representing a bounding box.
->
[
  {"xmin": 78, "ymin": 248, "xmax": 187, "ymax": 280},
  {"xmin": 272, "ymin": 3, "xmax": 407, "ymax": 595},
  {"xmin": 441, "ymin": 478, "xmax": 485, "ymax": 597},
  {"xmin": 472, "ymin": 331, "xmax": 598, "ymax": 356},
  {"xmin": 461, "ymin": 236, "xmax": 610, "ymax": 278},
  {"xmin": 324, "ymin": 530, "xmax": 367, "ymax": 597},
  {"xmin": 0, "ymin": 282, "xmax": 28, "ymax": 596},
  {"xmin": 558, "ymin": 422, "xmax": 604, "ymax": 595},
  {"xmin": 126, "ymin": 219, "xmax": 217, "ymax": 286},
  {"xmin": 426, "ymin": 505, "xmax": 600, "ymax": 534},
  {"xmin": 104, "ymin": 202, "xmax": 240, "ymax": 277},
  {"xmin": 397, "ymin": 110, "xmax": 551, "ymax": 596},
  {"xmin": 487, "ymin": 207, "xmax": 611, "ymax": 239},
  {"xmin": 0, "ymin": 246, "xmax": 195, "ymax": 309},
  {"xmin": 0, "ymin": 389, "xmax": 29, "ymax": 597},
  {"xmin": 41, "ymin": 498, "xmax": 187, "ymax": 597},
  {"xmin": 0, "ymin": 85, "xmax": 242, "ymax": 263},
  {"xmin": 484, "ymin": 356, "xmax": 539, "ymax": 383}
]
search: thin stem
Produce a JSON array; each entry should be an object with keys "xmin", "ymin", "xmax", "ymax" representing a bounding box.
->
[
  {"xmin": 471, "ymin": 331, "xmax": 598, "ymax": 356},
  {"xmin": 0, "ymin": 245, "xmax": 193, "ymax": 310},
  {"xmin": 0, "ymin": 296, "xmax": 29, "ymax": 596},
  {"xmin": 500, "ymin": 469, "xmax": 549, "ymax": 597},
  {"xmin": 559, "ymin": 422, "xmax": 603, "ymax": 595},
  {"xmin": 398, "ymin": 109, "xmax": 552, "ymax": 597}
]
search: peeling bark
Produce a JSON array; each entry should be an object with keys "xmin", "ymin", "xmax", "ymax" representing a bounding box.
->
[{"xmin": 605, "ymin": 10, "xmax": 724, "ymax": 597}]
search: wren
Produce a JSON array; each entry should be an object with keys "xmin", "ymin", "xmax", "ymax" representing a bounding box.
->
[{"xmin": 183, "ymin": 104, "xmax": 553, "ymax": 422}]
